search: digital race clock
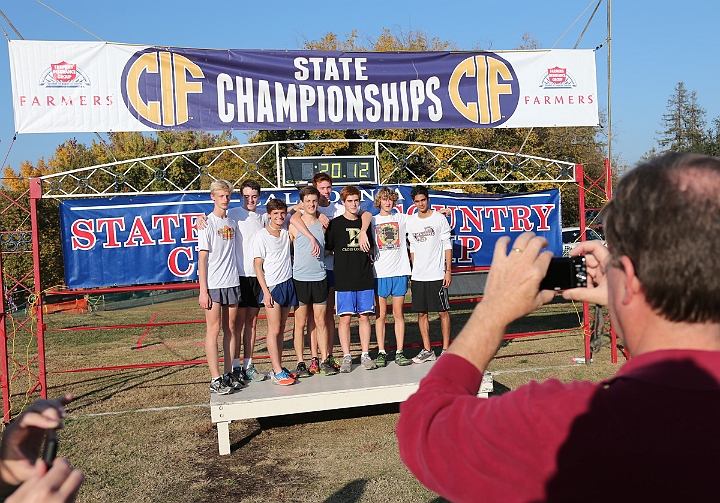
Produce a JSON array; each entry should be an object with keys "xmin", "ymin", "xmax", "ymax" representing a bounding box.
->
[{"xmin": 282, "ymin": 156, "xmax": 378, "ymax": 186}]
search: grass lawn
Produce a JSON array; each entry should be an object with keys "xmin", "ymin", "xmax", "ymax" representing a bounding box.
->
[{"xmin": 6, "ymin": 296, "xmax": 623, "ymax": 502}]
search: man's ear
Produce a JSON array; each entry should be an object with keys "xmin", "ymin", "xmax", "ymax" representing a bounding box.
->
[{"xmin": 619, "ymin": 255, "xmax": 643, "ymax": 304}]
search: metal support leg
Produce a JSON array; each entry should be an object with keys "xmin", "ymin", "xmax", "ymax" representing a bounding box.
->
[{"xmin": 217, "ymin": 421, "xmax": 230, "ymax": 455}]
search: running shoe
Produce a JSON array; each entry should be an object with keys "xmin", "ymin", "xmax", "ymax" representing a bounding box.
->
[
  {"xmin": 232, "ymin": 366, "xmax": 249, "ymax": 383},
  {"xmin": 339, "ymin": 355, "xmax": 353, "ymax": 373},
  {"xmin": 375, "ymin": 352, "xmax": 387, "ymax": 368},
  {"xmin": 245, "ymin": 364, "xmax": 266, "ymax": 382},
  {"xmin": 209, "ymin": 376, "xmax": 233, "ymax": 395},
  {"xmin": 361, "ymin": 354, "xmax": 377, "ymax": 370},
  {"xmin": 224, "ymin": 372, "xmax": 246, "ymax": 391},
  {"xmin": 283, "ymin": 367, "xmax": 299, "ymax": 379},
  {"xmin": 320, "ymin": 359, "xmax": 339, "ymax": 376},
  {"xmin": 327, "ymin": 355, "xmax": 341, "ymax": 370},
  {"xmin": 412, "ymin": 348, "xmax": 437, "ymax": 364},
  {"xmin": 308, "ymin": 357, "xmax": 320, "ymax": 375},
  {"xmin": 271, "ymin": 369, "xmax": 296, "ymax": 386},
  {"xmin": 295, "ymin": 361, "xmax": 311, "ymax": 378},
  {"xmin": 395, "ymin": 350, "xmax": 412, "ymax": 366}
]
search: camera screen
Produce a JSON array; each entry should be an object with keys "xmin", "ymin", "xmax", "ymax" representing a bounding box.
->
[{"xmin": 539, "ymin": 256, "xmax": 586, "ymax": 291}]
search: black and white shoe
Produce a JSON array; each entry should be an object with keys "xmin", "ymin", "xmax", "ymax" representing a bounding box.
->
[
  {"xmin": 209, "ymin": 376, "xmax": 233, "ymax": 395},
  {"xmin": 225, "ymin": 372, "xmax": 246, "ymax": 391}
]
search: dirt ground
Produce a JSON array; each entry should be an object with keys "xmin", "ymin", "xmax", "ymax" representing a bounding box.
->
[{"xmin": 7, "ymin": 296, "xmax": 622, "ymax": 502}]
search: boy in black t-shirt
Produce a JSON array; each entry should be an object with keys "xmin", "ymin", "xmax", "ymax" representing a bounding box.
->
[{"xmin": 325, "ymin": 186, "xmax": 376, "ymax": 373}]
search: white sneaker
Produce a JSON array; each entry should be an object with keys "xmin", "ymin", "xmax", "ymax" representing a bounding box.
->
[
  {"xmin": 412, "ymin": 348, "xmax": 437, "ymax": 364},
  {"xmin": 340, "ymin": 355, "xmax": 353, "ymax": 373},
  {"xmin": 360, "ymin": 354, "xmax": 377, "ymax": 370}
]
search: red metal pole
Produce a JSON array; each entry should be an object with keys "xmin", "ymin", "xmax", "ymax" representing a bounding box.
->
[
  {"xmin": 603, "ymin": 157, "xmax": 618, "ymax": 363},
  {"xmin": 576, "ymin": 164, "xmax": 592, "ymax": 363},
  {"xmin": 29, "ymin": 179, "xmax": 47, "ymax": 399},
  {"xmin": 0, "ymin": 250, "xmax": 10, "ymax": 422}
]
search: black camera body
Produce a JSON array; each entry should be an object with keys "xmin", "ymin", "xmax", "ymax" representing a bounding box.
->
[{"xmin": 540, "ymin": 256, "xmax": 587, "ymax": 291}]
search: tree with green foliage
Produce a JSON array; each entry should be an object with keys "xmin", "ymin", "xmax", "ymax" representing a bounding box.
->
[
  {"xmin": 699, "ymin": 117, "xmax": 720, "ymax": 157},
  {"xmin": 656, "ymin": 82, "xmax": 707, "ymax": 153}
]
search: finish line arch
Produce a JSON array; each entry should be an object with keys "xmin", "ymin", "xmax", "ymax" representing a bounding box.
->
[{"xmin": 0, "ymin": 139, "xmax": 613, "ymax": 421}]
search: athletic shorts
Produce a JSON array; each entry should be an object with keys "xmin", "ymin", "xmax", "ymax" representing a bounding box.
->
[
  {"xmin": 293, "ymin": 278, "xmax": 328, "ymax": 306},
  {"xmin": 238, "ymin": 276, "xmax": 261, "ymax": 308},
  {"xmin": 209, "ymin": 286, "xmax": 241, "ymax": 306},
  {"xmin": 336, "ymin": 289, "xmax": 375, "ymax": 316},
  {"xmin": 259, "ymin": 278, "xmax": 298, "ymax": 308},
  {"xmin": 411, "ymin": 279, "xmax": 450, "ymax": 313},
  {"xmin": 326, "ymin": 270, "xmax": 335, "ymax": 289},
  {"xmin": 376, "ymin": 276, "xmax": 409, "ymax": 299}
]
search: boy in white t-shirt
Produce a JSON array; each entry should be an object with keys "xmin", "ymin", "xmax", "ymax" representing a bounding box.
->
[
  {"xmin": 226, "ymin": 179, "xmax": 268, "ymax": 383},
  {"xmin": 197, "ymin": 179, "xmax": 244, "ymax": 395},
  {"xmin": 253, "ymin": 198, "xmax": 299, "ymax": 386},
  {"xmin": 406, "ymin": 185, "xmax": 453, "ymax": 363},
  {"xmin": 371, "ymin": 187, "xmax": 413, "ymax": 367}
]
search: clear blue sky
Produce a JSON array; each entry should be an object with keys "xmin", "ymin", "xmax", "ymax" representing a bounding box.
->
[{"xmin": 1, "ymin": 0, "xmax": 718, "ymax": 172}]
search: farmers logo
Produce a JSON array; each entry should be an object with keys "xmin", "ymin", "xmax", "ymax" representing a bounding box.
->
[
  {"xmin": 39, "ymin": 61, "xmax": 90, "ymax": 88},
  {"xmin": 121, "ymin": 48, "xmax": 204, "ymax": 128},
  {"xmin": 539, "ymin": 67, "xmax": 577, "ymax": 89},
  {"xmin": 448, "ymin": 53, "xmax": 519, "ymax": 126}
]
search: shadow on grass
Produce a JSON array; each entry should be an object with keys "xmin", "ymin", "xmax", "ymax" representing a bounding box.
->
[
  {"xmin": 317, "ymin": 475, "xmax": 451, "ymax": 502},
  {"xmin": 50, "ymin": 360, "xmax": 203, "ymax": 413},
  {"xmin": 229, "ymin": 403, "xmax": 401, "ymax": 454},
  {"xmin": 491, "ymin": 379, "xmax": 512, "ymax": 396},
  {"xmin": 229, "ymin": 426, "xmax": 263, "ymax": 452},
  {"xmin": 322, "ymin": 479, "xmax": 368, "ymax": 503},
  {"xmin": 494, "ymin": 348, "xmax": 576, "ymax": 360},
  {"xmin": 258, "ymin": 403, "xmax": 400, "ymax": 429}
]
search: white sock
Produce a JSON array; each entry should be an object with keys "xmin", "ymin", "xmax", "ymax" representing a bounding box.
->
[
  {"xmin": 362, "ymin": 352, "xmax": 369, "ymax": 358},
  {"xmin": 244, "ymin": 358, "xmax": 252, "ymax": 369},
  {"xmin": 378, "ymin": 350, "xmax": 387, "ymax": 355},
  {"xmin": 344, "ymin": 354, "xmax": 351, "ymax": 358}
]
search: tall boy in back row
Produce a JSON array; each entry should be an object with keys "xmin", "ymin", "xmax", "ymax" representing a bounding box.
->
[
  {"xmin": 406, "ymin": 185, "xmax": 453, "ymax": 362},
  {"xmin": 227, "ymin": 179, "xmax": 267, "ymax": 382}
]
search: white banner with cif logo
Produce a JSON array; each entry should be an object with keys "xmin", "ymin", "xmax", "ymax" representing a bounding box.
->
[{"xmin": 9, "ymin": 40, "xmax": 598, "ymax": 134}]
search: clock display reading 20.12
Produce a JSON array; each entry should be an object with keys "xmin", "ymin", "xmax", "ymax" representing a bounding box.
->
[{"xmin": 282, "ymin": 156, "xmax": 377, "ymax": 186}]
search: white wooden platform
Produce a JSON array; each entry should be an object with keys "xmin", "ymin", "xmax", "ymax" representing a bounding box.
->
[{"xmin": 210, "ymin": 359, "xmax": 494, "ymax": 455}]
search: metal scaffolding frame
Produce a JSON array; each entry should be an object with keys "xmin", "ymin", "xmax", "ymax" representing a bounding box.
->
[{"xmin": 1, "ymin": 139, "xmax": 614, "ymax": 421}]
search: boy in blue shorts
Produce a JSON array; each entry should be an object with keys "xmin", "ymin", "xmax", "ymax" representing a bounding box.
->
[
  {"xmin": 252, "ymin": 198, "xmax": 298, "ymax": 386},
  {"xmin": 372, "ymin": 186, "xmax": 413, "ymax": 366},
  {"xmin": 197, "ymin": 179, "xmax": 244, "ymax": 394},
  {"xmin": 325, "ymin": 186, "xmax": 376, "ymax": 373}
]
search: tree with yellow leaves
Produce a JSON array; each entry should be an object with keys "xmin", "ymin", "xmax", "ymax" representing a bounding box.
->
[{"xmin": 1, "ymin": 132, "xmax": 233, "ymax": 291}]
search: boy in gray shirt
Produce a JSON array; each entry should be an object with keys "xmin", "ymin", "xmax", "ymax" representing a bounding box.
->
[{"xmin": 289, "ymin": 186, "xmax": 338, "ymax": 377}]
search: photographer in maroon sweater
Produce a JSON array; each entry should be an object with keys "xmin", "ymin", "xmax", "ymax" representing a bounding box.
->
[{"xmin": 397, "ymin": 152, "xmax": 720, "ymax": 503}]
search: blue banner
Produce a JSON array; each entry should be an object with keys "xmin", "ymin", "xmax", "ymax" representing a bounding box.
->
[{"xmin": 59, "ymin": 187, "xmax": 560, "ymax": 289}]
